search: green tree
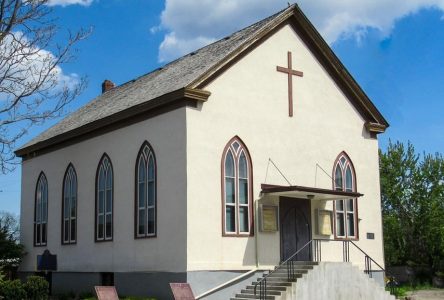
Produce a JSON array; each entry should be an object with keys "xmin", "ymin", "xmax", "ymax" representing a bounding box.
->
[
  {"xmin": 0, "ymin": 211, "xmax": 25, "ymax": 269},
  {"xmin": 380, "ymin": 141, "xmax": 444, "ymax": 271}
]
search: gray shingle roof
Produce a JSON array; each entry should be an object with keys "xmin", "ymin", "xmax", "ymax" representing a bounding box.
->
[
  {"xmin": 17, "ymin": 4, "xmax": 389, "ymax": 157},
  {"xmin": 17, "ymin": 6, "xmax": 291, "ymax": 152}
]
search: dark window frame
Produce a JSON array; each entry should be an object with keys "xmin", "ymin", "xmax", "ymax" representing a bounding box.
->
[
  {"xmin": 34, "ymin": 172, "xmax": 48, "ymax": 247},
  {"xmin": 95, "ymin": 153, "xmax": 114, "ymax": 242},
  {"xmin": 134, "ymin": 141, "xmax": 157, "ymax": 239},
  {"xmin": 61, "ymin": 163, "xmax": 78, "ymax": 245}
]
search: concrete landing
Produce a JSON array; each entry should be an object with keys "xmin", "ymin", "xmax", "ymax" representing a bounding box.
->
[
  {"xmin": 287, "ymin": 262, "xmax": 395, "ymax": 300},
  {"xmin": 405, "ymin": 289, "xmax": 444, "ymax": 300}
]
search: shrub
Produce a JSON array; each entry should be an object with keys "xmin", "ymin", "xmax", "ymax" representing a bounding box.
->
[
  {"xmin": 24, "ymin": 275, "xmax": 49, "ymax": 300},
  {"xmin": 78, "ymin": 291, "xmax": 95, "ymax": 299},
  {"xmin": 0, "ymin": 279, "xmax": 26, "ymax": 300},
  {"xmin": 54, "ymin": 290, "xmax": 76, "ymax": 300}
]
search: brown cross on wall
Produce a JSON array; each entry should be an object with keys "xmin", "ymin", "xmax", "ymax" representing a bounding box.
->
[{"xmin": 276, "ymin": 51, "xmax": 303, "ymax": 117}]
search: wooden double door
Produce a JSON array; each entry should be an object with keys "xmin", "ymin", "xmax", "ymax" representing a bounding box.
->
[{"xmin": 279, "ymin": 197, "xmax": 312, "ymax": 261}]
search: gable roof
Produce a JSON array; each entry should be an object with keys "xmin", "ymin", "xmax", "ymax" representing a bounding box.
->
[{"xmin": 16, "ymin": 4, "xmax": 388, "ymax": 158}]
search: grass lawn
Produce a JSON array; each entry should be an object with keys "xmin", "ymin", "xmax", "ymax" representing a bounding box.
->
[
  {"xmin": 52, "ymin": 294, "xmax": 157, "ymax": 300},
  {"xmin": 387, "ymin": 283, "xmax": 443, "ymax": 299},
  {"xmin": 83, "ymin": 296, "xmax": 157, "ymax": 300}
]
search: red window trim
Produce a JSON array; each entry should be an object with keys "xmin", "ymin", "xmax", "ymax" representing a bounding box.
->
[
  {"xmin": 95, "ymin": 153, "xmax": 114, "ymax": 243},
  {"xmin": 61, "ymin": 163, "xmax": 78, "ymax": 245},
  {"xmin": 332, "ymin": 151, "xmax": 359, "ymax": 241},
  {"xmin": 34, "ymin": 171, "xmax": 48, "ymax": 247},
  {"xmin": 134, "ymin": 141, "xmax": 157, "ymax": 239},
  {"xmin": 221, "ymin": 136, "xmax": 254, "ymax": 237}
]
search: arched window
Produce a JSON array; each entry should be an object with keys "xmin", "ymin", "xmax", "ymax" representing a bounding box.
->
[
  {"xmin": 333, "ymin": 152, "xmax": 358, "ymax": 239},
  {"xmin": 62, "ymin": 164, "xmax": 77, "ymax": 244},
  {"xmin": 34, "ymin": 172, "xmax": 48, "ymax": 246},
  {"xmin": 96, "ymin": 154, "xmax": 113, "ymax": 241},
  {"xmin": 135, "ymin": 142, "xmax": 156, "ymax": 238},
  {"xmin": 221, "ymin": 137, "xmax": 253, "ymax": 236}
]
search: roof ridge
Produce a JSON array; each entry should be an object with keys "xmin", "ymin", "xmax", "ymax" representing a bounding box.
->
[
  {"xmin": 15, "ymin": 4, "xmax": 301, "ymax": 154},
  {"xmin": 65, "ymin": 4, "xmax": 295, "ymax": 111},
  {"xmin": 113, "ymin": 4, "xmax": 295, "ymax": 91},
  {"xmin": 188, "ymin": 4, "xmax": 295, "ymax": 54},
  {"xmin": 187, "ymin": 4, "xmax": 296, "ymax": 88}
]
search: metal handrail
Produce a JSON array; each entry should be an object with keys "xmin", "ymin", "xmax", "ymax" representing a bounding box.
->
[
  {"xmin": 253, "ymin": 239, "xmax": 315, "ymax": 299},
  {"xmin": 349, "ymin": 240, "xmax": 385, "ymax": 271},
  {"xmin": 253, "ymin": 239, "xmax": 397, "ymax": 299}
]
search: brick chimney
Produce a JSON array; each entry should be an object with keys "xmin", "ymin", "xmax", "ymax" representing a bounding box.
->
[{"xmin": 102, "ymin": 79, "xmax": 115, "ymax": 93}]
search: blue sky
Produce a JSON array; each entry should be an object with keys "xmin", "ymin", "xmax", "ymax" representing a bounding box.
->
[{"xmin": 1, "ymin": 0, "xmax": 444, "ymax": 215}]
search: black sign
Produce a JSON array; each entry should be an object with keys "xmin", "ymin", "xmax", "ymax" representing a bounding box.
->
[
  {"xmin": 367, "ymin": 232, "xmax": 375, "ymax": 240},
  {"xmin": 37, "ymin": 250, "xmax": 57, "ymax": 271}
]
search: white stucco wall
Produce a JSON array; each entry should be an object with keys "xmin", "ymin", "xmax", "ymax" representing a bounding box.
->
[
  {"xmin": 186, "ymin": 24, "xmax": 384, "ymax": 271},
  {"xmin": 19, "ymin": 23, "xmax": 386, "ymax": 277},
  {"xmin": 20, "ymin": 108, "xmax": 188, "ymax": 273}
]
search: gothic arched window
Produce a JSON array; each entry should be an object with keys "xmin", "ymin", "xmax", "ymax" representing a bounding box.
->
[
  {"xmin": 333, "ymin": 152, "xmax": 358, "ymax": 239},
  {"xmin": 222, "ymin": 137, "xmax": 253, "ymax": 236},
  {"xmin": 34, "ymin": 172, "xmax": 48, "ymax": 246},
  {"xmin": 96, "ymin": 154, "xmax": 113, "ymax": 241},
  {"xmin": 135, "ymin": 142, "xmax": 156, "ymax": 238},
  {"xmin": 62, "ymin": 164, "xmax": 77, "ymax": 244}
]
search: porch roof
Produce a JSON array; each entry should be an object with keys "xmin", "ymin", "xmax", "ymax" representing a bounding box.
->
[{"xmin": 260, "ymin": 184, "xmax": 364, "ymax": 201}]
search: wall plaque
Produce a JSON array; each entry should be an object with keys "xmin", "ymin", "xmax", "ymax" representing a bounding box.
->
[
  {"xmin": 95, "ymin": 286, "xmax": 119, "ymax": 300},
  {"xmin": 261, "ymin": 205, "xmax": 278, "ymax": 232},
  {"xmin": 36, "ymin": 249, "xmax": 57, "ymax": 271},
  {"xmin": 316, "ymin": 209, "xmax": 332, "ymax": 235},
  {"xmin": 170, "ymin": 283, "xmax": 195, "ymax": 300}
]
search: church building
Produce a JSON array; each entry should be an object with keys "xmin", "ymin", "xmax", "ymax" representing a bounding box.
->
[{"xmin": 16, "ymin": 4, "xmax": 391, "ymax": 299}]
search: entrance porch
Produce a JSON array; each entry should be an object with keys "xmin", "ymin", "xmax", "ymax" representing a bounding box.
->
[
  {"xmin": 257, "ymin": 183, "xmax": 364, "ymax": 262},
  {"xmin": 253, "ymin": 184, "xmax": 388, "ymax": 287}
]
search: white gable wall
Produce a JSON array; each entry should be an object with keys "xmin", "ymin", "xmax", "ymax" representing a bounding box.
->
[
  {"xmin": 19, "ymin": 108, "xmax": 188, "ymax": 273},
  {"xmin": 186, "ymin": 24, "xmax": 384, "ymax": 271}
]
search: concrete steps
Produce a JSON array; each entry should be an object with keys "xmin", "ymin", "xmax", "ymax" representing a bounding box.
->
[
  {"xmin": 263, "ymin": 269, "xmax": 309, "ymax": 276},
  {"xmin": 251, "ymin": 281, "xmax": 292, "ymax": 287},
  {"xmin": 230, "ymin": 261, "xmax": 316, "ymax": 300},
  {"xmin": 245, "ymin": 285, "xmax": 287, "ymax": 292},
  {"xmin": 230, "ymin": 261, "xmax": 395, "ymax": 300}
]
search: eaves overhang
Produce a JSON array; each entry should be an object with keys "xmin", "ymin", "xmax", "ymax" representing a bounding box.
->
[
  {"xmin": 261, "ymin": 184, "xmax": 364, "ymax": 201},
  {"xmin": 15, "ymin": 88, "xmax": 210, "ymax": 159}
]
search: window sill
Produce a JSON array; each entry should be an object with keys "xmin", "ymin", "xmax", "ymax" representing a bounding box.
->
[
  {"xmin": 334, "ymin": 237, "xmax": 359, "ymax": 241},
  {"xmin": 135, "ymin": 234, "xmax": 157, "ymax": 239},
  {"xmin": 222, "ymin": 233, "xmax": 254, "ymax": 237},
  {"xmin": 95, "ymin": 238, "xmax": 113, "ymax": 243},
  {"xmin": 61, "ymin": 241, "xmax": 77, "ymax": 245}
]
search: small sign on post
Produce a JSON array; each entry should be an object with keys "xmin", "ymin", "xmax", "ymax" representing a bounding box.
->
[
  {"xmin": 36, "ymin": 250, "xmax": 57, "ymax": 272},
  {"xmin": 170, "ymin": 283, "xmax": 195, "ymax": 300},
  {"xmin": 36, "ymin": 250, "xmax": 57, "ymax": 296},
  {"xmin": 95, "ymin": 286, "xmax": 119, "ymax": 300}
]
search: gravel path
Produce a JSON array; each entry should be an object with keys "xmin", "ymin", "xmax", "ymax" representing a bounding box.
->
[{"xmin": 405, "ymin": 289, "xmax": 444, "ymax": 300}]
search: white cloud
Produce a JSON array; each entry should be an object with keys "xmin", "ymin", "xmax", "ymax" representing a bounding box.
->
[
  {"xmin": 155, "ymin": 0, "xmax": 444, "ymax": 62},
  {"xmin": 158, "ymin": 32, "xmax": 215, "ymax": 62},
  {"xmin": 0, "ymin": 32, "xmax": 80, "ymax": 102},
  {"xmin": 46, "ymin": 0, "xmax": 93, "ymax": 7}
]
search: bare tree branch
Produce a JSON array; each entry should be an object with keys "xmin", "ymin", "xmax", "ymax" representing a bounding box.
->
[{"xmin": 0, "ymin": 0, "xmax": 90, "ymax": 173}]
